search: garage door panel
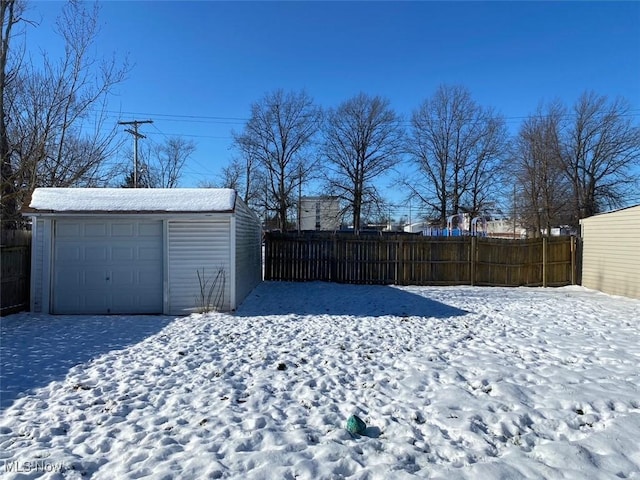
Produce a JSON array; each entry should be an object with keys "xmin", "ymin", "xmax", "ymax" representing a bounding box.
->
[
  {"xmin": 111, "ymin": 269, "xmax": 134, "ymax": 285},
  {"xmin": 112, "ymin": 222, "xmax": 134, "ymax": 236},
  {"xmin": 58, "ymin": 245, "xmax": 81, "ymax": 261},
  {"xmin": 138, "ymin": 296, "xmax": 162, "ymax": 310},
  {"xmin": 139, "ymin": 270, "xmax": 160, "ymax": 285},
  {"xmin": 84, "ymin": 269, "xmax": 107, "ymax": 287},
  {"xmin": 139, "ymin": 222, "xmax": 162, "ymax": 236},
  {"xmin": 139, "ymin": 246, "xmax": 162, "ymax": 261},
  {"xmin": 54, "ymin": 296, "xmax": 81, "ymax": 312},
  {"xmin": 112, "ymin": 246, "xmax": 134, "ymax": 261},
  {"xmin": 53, "ymin": 219, "xmax": 163, "ymax": 314},
  {"xmin": 57, "ymin": 223, "xmax": 80, "ymax": 237},
  {"xmin": 111, "ymin": 290, "xmax": 162, "ymax": 313},
  {"xmin": 83, "ymin": 292, "xmax": 109, "ymax": 312},
  {"xmin": 110, "ymin": 293, "xmax": 134, "ymax": 312},
  {"xmin": 85, "ymin": 223, "xmax": 107, "ymax": 236},
  {"xmin": 55, "ymin": 269, "xmax": 83, "ymax": 289},
  {"xmin": 85, "ymin": 246, "xmax": 108, "ymax": 261}
]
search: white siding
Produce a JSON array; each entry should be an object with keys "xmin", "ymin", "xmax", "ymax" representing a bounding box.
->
[
  {"xmin": 30, "ymin": 218, "xmax": 46, "ymax": 313},
  {"xmin": 234, "ymin": 199, "xmax": 262, "ymax": 307},
  {"xmin": 581, "ymin": 205, "xmax": 640, "ymax": 299},
  {"xmin": 28, "ymin": 189, "xmax": 261, "ymax": 315},
  {"xmin": 167, "ymin": 218, "xmax": 232, "ymax": 314}
]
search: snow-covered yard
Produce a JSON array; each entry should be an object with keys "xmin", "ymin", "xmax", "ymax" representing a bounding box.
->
[{"xmin": 1, "ymin": 282, "xmax": 639, "ymax": 479}]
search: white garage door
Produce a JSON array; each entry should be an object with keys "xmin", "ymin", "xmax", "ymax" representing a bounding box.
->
[{"xmin": 53, "ymin": 219, "xmax": 163, "ymax": 314}]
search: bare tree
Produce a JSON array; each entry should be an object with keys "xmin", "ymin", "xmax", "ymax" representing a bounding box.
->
[
  {"xmin": 119, "ymin": 136, "xmax": 194, "ymax": 188},
  {"xmin": 513, "ymin": 102, "xmax": 572, "ymax": 236},
  {"xmin": 229, "ymin": 133, "xmax": 261, "ymax": 205},
  {"xmin": 216, "ymin": 158, "xmax": 243, "ymax": 191},
  {"xmin": 562, "ymin": 91, "xmax": 640, "ymax": 223},
  {"xmin": 151, "ymin": 136, "xmax": 195, "ymax": 188},
  {"xmin": 234, "ymin": 89, "xmax": 322, "ymax": 230},
  {"xmin": 1, "ymin": 0, "xmax": 27, "ymax": 227},
  {"xmin": 120, "ymin": 168, "xmax": 154, "ymax": 188},
  {"xmin": 406, "ymin": 85, "xmax": 508, "ymax": 227},
  {"xmin": 2, "ymin": 0, "xmax": 129, "ymax": 221},
  {"xmin": 322, "ymin": 93, "xmax": 404, "ymax": 232},
  {"xmin": 461, "ymin": 113, "xmax": 508, "ymax": 218}
]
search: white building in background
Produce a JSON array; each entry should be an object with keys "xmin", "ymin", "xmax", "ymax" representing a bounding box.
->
[
  {"xmin": 300, "ymin": 196, "xmax": 341, "ymax": 231},
  {"xmin": 486, "ymin": 218, "xmax": 527, "ymax": 238},
  {"xmin": 404, "ymin": 221, "xmax": 429, "ymax": 233},
  {"xmin": 405, "ymin": 217, "xmax": 528, "ymax": 238}
]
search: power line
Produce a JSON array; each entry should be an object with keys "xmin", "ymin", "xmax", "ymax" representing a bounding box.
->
[
  {"xmin": 97, "ymin": 107, "xmax": 640, "ymax": 128},
  {"xmin": 145, "ymin": 131, "xmax": 232, "ymax": 140},
  {"xmin": 107, "ymin": 110, "xmax": 247, "ymax": 124}
]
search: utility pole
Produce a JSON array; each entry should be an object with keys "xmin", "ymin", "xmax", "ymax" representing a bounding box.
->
[{"xmin": 118, "ymin": 120, "xmax": 153, "ymax": 188}]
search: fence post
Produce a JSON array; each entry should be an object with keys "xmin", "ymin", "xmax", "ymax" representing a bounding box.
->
[
  {"xmin": 396, "ymin": 237, "xmax": 403, "ymax": 285},
  {"xmin": 470, "ymin": 236, "xmax": 476, "ymax": 286},
  {"xmin": 542, "ymin": 236, "xmax": 548, "ymax": 287},
  {"xmin": 570, "ymin": 235, "xmax": 576, "ymax": 285},
  {"xmin": 331, "ymin": 235, "xmax": 337, "ymax": 282},
  {"xmin": 264, "ymin": 234, "xmax": 270, "ymax": 280}
]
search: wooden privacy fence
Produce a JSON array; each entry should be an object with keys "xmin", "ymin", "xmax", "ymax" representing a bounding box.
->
[
  {"xmin": 1, "ymin": 229, "xmax": 32, "ymax": 316},
  {"xmin": 264, "ymin": 232, "xmax": 580, "ymax": 287}
]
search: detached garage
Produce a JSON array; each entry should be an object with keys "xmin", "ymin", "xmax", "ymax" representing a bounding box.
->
[
  {"xmin": 580, "ymin": 204, "xmax": 640, "ymax": 300},
  {"xmin": 24, "ymin": 188, "xmax": 262, "ymax": 314}
]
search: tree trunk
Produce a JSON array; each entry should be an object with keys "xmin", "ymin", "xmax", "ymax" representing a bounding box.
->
[{"xmin": 1, "ymin": 0, "xmax": 17, "ymax": 228}]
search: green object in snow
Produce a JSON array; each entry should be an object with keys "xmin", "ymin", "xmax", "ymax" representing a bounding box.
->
[{"xmin": 346, "ymin": 415, "xmax": 367, "ymax": 435}]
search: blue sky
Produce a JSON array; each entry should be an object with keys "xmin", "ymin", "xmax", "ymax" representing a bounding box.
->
[{"xmin": 23, "ymin": 1, "xmax": 640, "ymax": 208}]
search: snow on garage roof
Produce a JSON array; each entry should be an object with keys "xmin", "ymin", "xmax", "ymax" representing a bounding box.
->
[{"xmin": 26, "ymin": 188, "xmax": 237, "ymax": 213}]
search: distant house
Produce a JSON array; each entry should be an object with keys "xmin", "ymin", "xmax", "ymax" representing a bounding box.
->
[
  {"xmin": 23, "ymin": 188, "xmax": 262, "ymax": 314},
  {"xmin": 403, "ymin": 221, "xmax": 428, "ymax": 234},
  {"xmin": 547, "ymin": 226, "xmax": 577, "ymax": 237},
  {"xmin": 299, "ymin": 196, "xmax": 341, "ymax": 231},
  {"xmin": 486, "ymin": 219, "xmax": 527, "ymax": 239},
  {"xmin": 580, "ymin": 204, "xmax": 640, "ymax": 300},
  {"xmin": 416, "ymin": 217, "xmax": 527, "ymax": 238}
]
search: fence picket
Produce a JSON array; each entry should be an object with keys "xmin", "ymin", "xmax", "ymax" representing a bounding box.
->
[
  {"xmin": 264, "ymin": 232, "xmax": 578, "ymax": 288},
  {"xmin": 1, "ymin": 229, "xmax": 32, "ymax": 315}
]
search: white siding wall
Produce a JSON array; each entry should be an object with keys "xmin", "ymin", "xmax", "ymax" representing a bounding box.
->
[
  {"xmin": 167, "ymin": 218, "xmax": 232, "ymax": 314},
  {"xmin": 30, "ymin": 201, "xmax": 258, "ymax": 314},
  {"xmin": 581, "ymin": 205, "xmax": 640, "ymax": 299},
  {"xmin": 234, "ymin": 199, "xmax": 262, "ymax": 307},
  {"xmin": 30, "ymin": 218, "xmax": 46, "ymax": 312}
]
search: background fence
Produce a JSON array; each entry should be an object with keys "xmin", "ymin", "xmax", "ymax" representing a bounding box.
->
[
  {"xmin": 1, "ymin": 229, "xmax": 32, "ymax": 316},
  {"xmin": 265, "ymin": 232, "xmax": 580, "ymax": 287}
]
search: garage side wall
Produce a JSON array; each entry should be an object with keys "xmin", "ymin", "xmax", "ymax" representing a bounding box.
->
[
  {"xmin": 581, "ymin": 205, "xmax": 640, "ymax": 299},
  {"xmin": 234, "ymin": 200, "xmax": 262, "ymax": 308},
  {"xmin": 30, "ymin": 217, "xmax": 51, "ymax": 313},
  {"xmin": 167, "ymin": 218, "xmax": 233, "ymax": 314}
]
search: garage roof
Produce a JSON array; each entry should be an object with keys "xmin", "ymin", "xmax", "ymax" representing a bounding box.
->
[{"xmin": 25, "ymin": 188, "xmax": 237, "ymax": 214}]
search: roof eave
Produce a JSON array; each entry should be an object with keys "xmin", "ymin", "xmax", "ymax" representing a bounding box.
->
[{"xmin": 23, "ymin": 209, "xmax": 236, "ymax": 216}]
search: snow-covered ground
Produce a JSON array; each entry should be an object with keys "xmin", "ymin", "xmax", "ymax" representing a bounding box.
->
[{"xmin": 1, "ymin": 282, "xmax": 639, "ymax": 479}]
